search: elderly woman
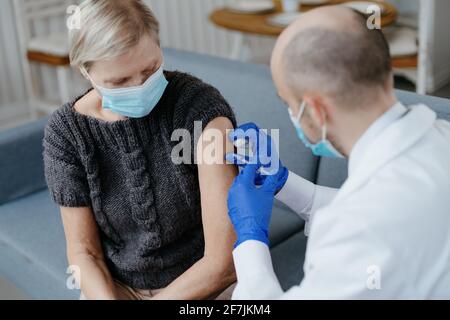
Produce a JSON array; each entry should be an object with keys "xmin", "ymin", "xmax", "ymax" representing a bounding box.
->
[{"xmin": 43, "ymin": 0, "xmax": 237, "ymax": 300}]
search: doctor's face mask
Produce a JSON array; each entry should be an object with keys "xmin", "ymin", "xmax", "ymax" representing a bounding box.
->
[{"xmin": 288, "ymin": 101, "xmax": 344, "ymax": 158}]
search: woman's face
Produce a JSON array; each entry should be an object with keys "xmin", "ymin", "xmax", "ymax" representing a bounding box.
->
[{"xmin": 87, "ymin": 35, "xmax": 163, "ymax": 90}]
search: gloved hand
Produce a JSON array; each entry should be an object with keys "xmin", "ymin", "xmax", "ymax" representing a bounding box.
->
[
  {"xmin": 228, "ymin": 163, "xmax": 284, "ymax": 248},
  {"xmin": 226, "ymin": 123, "xmax": 289, "ymax": 192}
]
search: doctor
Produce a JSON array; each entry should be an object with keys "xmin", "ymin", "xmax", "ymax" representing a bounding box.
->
[{"xmin": 226, "ymin": 6, "xmax": 450, "ymax": 299}]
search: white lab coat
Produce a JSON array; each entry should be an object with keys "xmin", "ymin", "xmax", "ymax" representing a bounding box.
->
[{"xmin": 232, "ymin": 103, "xmax": 450, "ymax": 299}]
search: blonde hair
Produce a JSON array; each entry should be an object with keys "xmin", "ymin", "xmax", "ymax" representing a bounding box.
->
[{"xmin": 69, "ymin": 0, "xmax": 160, "ymax": 71}]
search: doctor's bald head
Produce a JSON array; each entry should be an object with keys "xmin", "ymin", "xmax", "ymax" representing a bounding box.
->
[{"xmin": 271, "ymin": 6, "xmax": 393, "ymax": 111}]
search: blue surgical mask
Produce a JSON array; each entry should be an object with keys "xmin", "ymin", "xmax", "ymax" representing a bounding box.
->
[
  {"xmin": 288, "ymin": 102, "xmax": 344, "ymax": 158},
  {"xmin": 82, "ymin": 64, "xmax": 168, "ymax": 118}
]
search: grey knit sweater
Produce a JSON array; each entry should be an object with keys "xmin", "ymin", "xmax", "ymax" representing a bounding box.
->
[{"xmin": 43, "ymin": 71, "xmax": 236, "ymax": 289}]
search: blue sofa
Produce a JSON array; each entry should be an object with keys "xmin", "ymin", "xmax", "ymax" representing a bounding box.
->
[{"xmin": 1, "ymin": 48, "xmax": 450, "ymax": 300}]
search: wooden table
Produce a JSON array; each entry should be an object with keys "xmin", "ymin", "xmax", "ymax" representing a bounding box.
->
[
  {"xmin": 210, "ymin": 0, "xmax": 398, "ymax": 60},
  {"xmin": 211, "ymin": 0, "xmax": 398, "ymax": 36}
]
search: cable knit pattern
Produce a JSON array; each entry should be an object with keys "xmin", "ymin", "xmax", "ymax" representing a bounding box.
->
[{"xmin": 43, "ymin": 71, "xmax": 236, "ymax": 289}]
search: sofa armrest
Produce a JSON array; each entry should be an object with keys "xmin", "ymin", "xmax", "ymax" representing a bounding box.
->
[{"xmin": 0, "ymin": 117, "xmax": 49, "ymax": 206}]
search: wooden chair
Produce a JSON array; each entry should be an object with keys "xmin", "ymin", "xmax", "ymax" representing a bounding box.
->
[{"xmin": 13, "ymin": 0, "xmax": 77, "ymax": 118}]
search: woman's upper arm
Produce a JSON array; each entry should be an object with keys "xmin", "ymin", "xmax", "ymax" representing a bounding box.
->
[
  {"xmin": 44, "ymin": 115, "xmax": 91, "ymax": 208},
  {"xmin": 60, "ymin": 206, "xmax": 103, "ymax": 260},
  {"xmin": 196, "ymin": 117, "xmax": 238, "ymax": 260}
]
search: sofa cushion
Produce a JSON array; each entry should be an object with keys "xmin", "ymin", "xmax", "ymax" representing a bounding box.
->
[
  {"xmin": 271, "ymin": 232, "xmax": 308, "ymax": 290},
  {"xmin": 315, "ymin": 158, "xmax": 349, "ymax": 188},
  {"xmin": 0, "ymin": 190, "xmax": 78, "ymax": 300},
  {"xmin": 396, "ymin": 90, "xmax": 450, "ymax": 121},
  {"xmin": 269, "ymin": 206, "xmax": 304, "ymax": 248},
  {"xmin": 0, "ymin": 117, "xmax": 48, "ymax": 206}
]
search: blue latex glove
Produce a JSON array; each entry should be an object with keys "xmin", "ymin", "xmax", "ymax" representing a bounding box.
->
[
  {"xmin": 226, "ymin": 123, "xmax": 289, "ymax": 192},
  {"xmin": 228, "ymin": 163, "xmax": 284, "ymax": 248}
]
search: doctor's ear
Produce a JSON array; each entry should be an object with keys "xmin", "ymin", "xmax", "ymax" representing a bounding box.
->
[{"xmin": 303, "ymin": 96, "xmax": 328, "ymax": 128}]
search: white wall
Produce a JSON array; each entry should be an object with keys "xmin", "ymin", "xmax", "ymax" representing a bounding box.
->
[
  {"xmin": 0, "ymin": 0, "xmax": 27, "ymax": 107},
  {"xmin": 429, "ymin": 0, "xmax": 450, "ymax": 91},
  {"xmin": 145, "ymin": 0, "xmax": 236, "ymax": 58},
  {"xmin": 389, "ymin": 0, "xmax": 419, "ymax": 13}
]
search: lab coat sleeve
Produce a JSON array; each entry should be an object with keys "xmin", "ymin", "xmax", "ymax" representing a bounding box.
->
[
  {"xmin": 231, "ymin": 238, "xmax": 372, "ymax": 300},
  {"xmin": 232, "ymin": 205, "xmax": 390, "ymax": 300},
  {"xmin": 275, "ymin": 171, "xmax": 338, "ymax": 234},
  {"xmin": 231, "ymin": 240, "xmax": 283, "ymax": 300}
]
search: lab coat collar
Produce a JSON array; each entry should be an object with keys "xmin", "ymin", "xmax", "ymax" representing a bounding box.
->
[
  {"xmin": 349, "ymin": 102, "xmax": 408, "ymax": 176},
  {"xmin": 336, "ymin": 103, "xmax": 437, "ymax": 202}
]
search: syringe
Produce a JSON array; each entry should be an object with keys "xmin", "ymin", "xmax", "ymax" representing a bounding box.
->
[{"xmin": 233, "ymin": 138, "xmax": 273, "ymax": 176}]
